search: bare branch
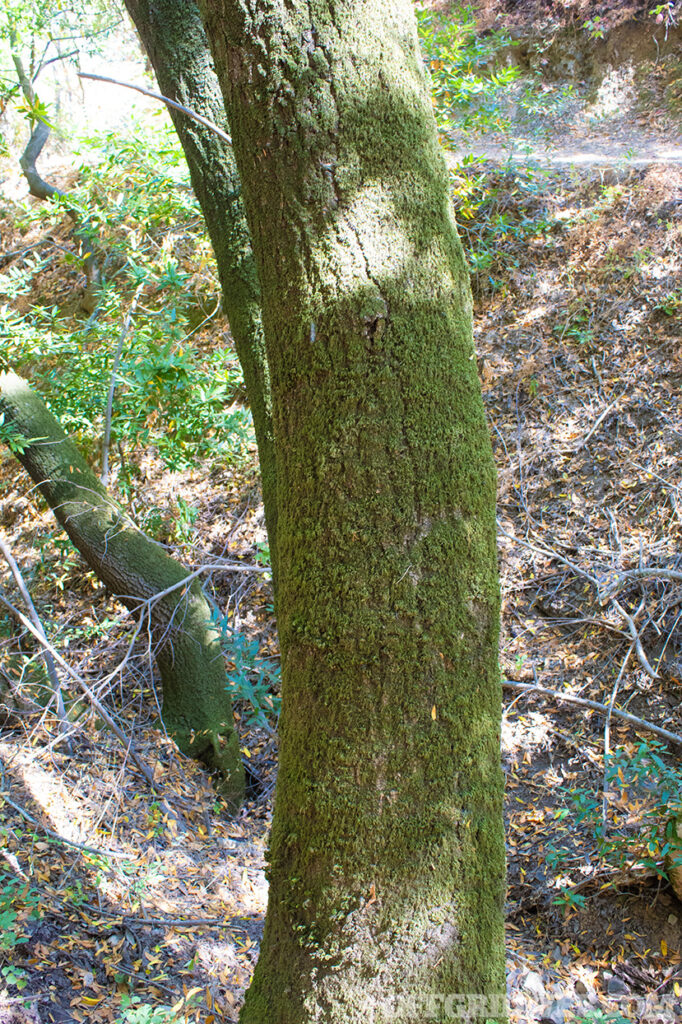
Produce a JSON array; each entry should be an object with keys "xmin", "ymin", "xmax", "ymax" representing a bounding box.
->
[
  {"xmin": 0, "ymin": 532, "xmax": 71, "ymax": 747},
  {"xmin": 78, "ymin": 71, "xmax": 232, "ymax": 145},
  {"xmin": 601, "ymin": 566, "xmax": 682, "ymax": 601},
  {"xmin": 503, "ymin": 679, "xmax": 682, "ymax": 747},
  {"xmin": 610, "ymin": 598, "xmax": 659, "ymax": 678},
  {"xmin": 0, "ymin": 591, "xmax": 154, "ymax": 786}
]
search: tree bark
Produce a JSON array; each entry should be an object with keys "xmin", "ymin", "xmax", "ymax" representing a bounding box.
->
[
  {"xmin": 200, "ymin": 1, "xmax": 506, "ymax": 1020},
  {"xmin": 122, "ymin": 0, "xmax": 278, "ymax": 593},
  {"xmin": 0, "ymin": 371, "xmax": 245, "ymax": 808},
  {"xmin": 10, "ymin": 33, "xmax": 101, "ymax": 305}
]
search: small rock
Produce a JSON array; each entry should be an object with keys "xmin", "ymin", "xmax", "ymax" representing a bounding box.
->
[
  {"xmin": 575, "ymin": 979, "xmax": 590, "ymax": 996},
  {"xmin": 540, "ymin": 995, "xmax": 575, "ymax": 1024},
  {"xmin": 606, "ymin": 975, "xmax": 630, "ymax": 996},
  {"xmin": 522, "ymin": 970, "xmax": 548, "ymax": 1002}
]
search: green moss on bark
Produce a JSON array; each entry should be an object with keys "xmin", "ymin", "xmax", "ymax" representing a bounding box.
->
[
  {"xmin": 201, "ymin": 0, "xmax": 507, "ymax": 1019},
  {"xmin": 124, "ymin": 0, "xmax": 278, "ymax": 593}
]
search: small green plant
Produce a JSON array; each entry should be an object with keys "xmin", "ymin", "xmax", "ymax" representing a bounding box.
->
[
  {"xmin": 582, "ymin": 15, "xmax": 605, "ymax": 39},
  {"xmin": 555, "ymin": 308, "xmax": 595, "ymax": 348},
  {"xmin": 655, "ymin": 286, "xmax": 682, "ymax": 315},
  {"xmin": 211, "ymin": 613, "xmax": 281, "ymax": 731},
  {"xmin": 651, "ymin": 3, "xmax": 678, "ymax": 34},
  {"xmin": 1, "ymin": 963, "xmax": 28, "ymax": 990},
  {"xmin": 117, "ymin": 984, "xmax": 201, "ymax": 1023},
  {"xmin": 544, "ymin": 840, "xmax": 569, "ymax": 871},
  {"xmin": 118, "ymin": 997, "xmax": 178, "ymax": 1024},
  {"xmin": 570, "ymin": 1011, "xmax": 632, "ymax": 1024},
  {"xmin": 0, "ymin": 871, "xmax": 41, "ymax": 956},
  {"xmin": 172, "ymin": 497, "xmax": 198, "ymax": 545},
  {"xmin": 0, "ymin": 413, "xmax": 33, "ymax": 455},
  {"xmin": 552, "ymin": 888, "xmax": 587, "ymax": 912}
]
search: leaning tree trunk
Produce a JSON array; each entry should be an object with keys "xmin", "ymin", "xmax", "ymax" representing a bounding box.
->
[
  {"xmin": 200, "ymin": 1, "xmax": 507, "ymax": 1021},
  {"xmin": 122, "ymin": 0, "xmax": 278, "ymax": 593},
  {"xmin": 10, "ymin": 33, "xmax": 100, "ymax": 308},
  {"xmin": 0, "ymin": 371, "xmax": 244, "ymax": 807}
]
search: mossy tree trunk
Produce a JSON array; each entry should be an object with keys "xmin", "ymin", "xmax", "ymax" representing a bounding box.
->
[
  {"xmin": 122, "ymin": 0, "xmax": 278, "ymax": 592},
  {"xmin": 0, "ymin": 371, "xmax": 244, "ymax": 807},
  {"xmin": 200, "ymin": 1, "xmax": 506, "ymax": 1020}
]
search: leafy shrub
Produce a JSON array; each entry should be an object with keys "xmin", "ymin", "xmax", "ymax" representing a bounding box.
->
[
  {"xmin": 550, "ymin": 740, "xmax": 682, "ymax": 906},
  {"xmin": 0, "ymin": 121, "xmax": 254, "ymax": 477},
  {"xmin": 210, "ymin": 609, "xmax": 280, "ymax": 732},
  {"xmin": 415, "ymin": 3, "xmax": 519, "ymax": 138}
]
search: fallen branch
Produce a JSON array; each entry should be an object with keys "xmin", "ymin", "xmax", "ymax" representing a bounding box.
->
[
  {"xmin": 601, "ymin": 566, "xmax": 682, "ymax": 601},
  {"xmin": 0, "ymin": 591, "xmax": 154, "ymax": 785},
  {"xmin": 502, "ymin": 679, "xmax": 682, "ymax": 747},
  {"xmin": 0, "ymin": 534, "xmax": 70, "ymax": 746},
  {"xmin": 575, "ymin": 391, "xmax": 624, "ymax": 452},
  {"xmin": 610, "ymin": 598, "xmax": 659, "ymax": 679}
]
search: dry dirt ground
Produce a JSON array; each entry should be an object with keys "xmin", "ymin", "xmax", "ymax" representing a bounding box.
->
[{"xmin": 1, "ymin": 10, "xmax": 682, "ymax": 1024}]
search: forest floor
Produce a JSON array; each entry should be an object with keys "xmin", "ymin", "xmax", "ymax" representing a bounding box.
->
[{"xmin": 1, "ymin": 8, "xmax": 682, "ymax": 1024}]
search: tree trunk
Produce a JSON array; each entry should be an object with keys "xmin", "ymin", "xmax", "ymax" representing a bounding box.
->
[
  {"xmin": 122, "ymin": 0, "xmax": 278, "ymax": 592},
  {"xmin": 0, "ymin": 371, "xmax": 244, "ymax": 807},
  {"xmin": 200, "ymin": 1, "xmax": 506, "ymax": 1020},
  {"xmin": 10, "ymin": 32, "xmax": 101, "ymax": 307}
]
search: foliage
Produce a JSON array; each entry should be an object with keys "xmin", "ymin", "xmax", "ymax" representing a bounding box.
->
[
  {"xmin": 116, "ymin": 986, "xmax": 201, "ymax": 1024},
  {"xmin": 210, "ymin": 609, "xmax": 281, "ymax": 731},
  {"xmin": 0, "ymin": 123, "xmax": 254, "ymax": 483},
  {"xmin": 0, "ymin": 0, "xmax": 120, "ymax": 150},
  {"xmin": 0, "ymin": 870, "xmax": 41, "ymax": 960},
  {"xmin": 415, "ymin": 3, "xmax": 519, "ymax": 138},
  {"xmin": 570, "ymin": 1011, "xmax": 632, "ymax": 1024},
  {"xmin": 551, "ymin": 740, "xmax": 682, "ymax": 905},
  {"xmin": 448, "ymin": 160, "xmax": 559, "ymax": 293},
  {"xmin": 0, "ymin": 411, "xmax": 31, "ymax": 453}
]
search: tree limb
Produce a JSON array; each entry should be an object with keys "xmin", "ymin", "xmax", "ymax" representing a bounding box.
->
[
  {"xmin": 78, "ymin": 71, "xmax": 232, "ymax": 145},
  {"xmin": 503, "ymin": 679, "xmax": 682, "ymax": 747}
]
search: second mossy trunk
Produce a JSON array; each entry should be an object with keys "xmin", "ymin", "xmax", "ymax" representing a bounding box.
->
[
  {"xmin": 123, "ymin": 0, "xmax": 278, "ymax": 594},
  {"xmin": 201, "ymin": 0, "xmax": 507, "ymax": 1020},
  {"xmin": 0, "ymin": 371, "xmax": 244, "ymax": 807}
]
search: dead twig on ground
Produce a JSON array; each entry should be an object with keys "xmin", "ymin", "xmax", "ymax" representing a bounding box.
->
[
  {"xmin": 503, "ymin": 679, "xmax": 682, "ymax": 747},
  {"xmin": 0, "ymin": 533, "xmax": 71, "ymax": 747},
  {"xmin": 610, "ymin": 597, "xmax": 659, "ymax": 678},
  {"xmin": 0, "ymin": 592, "xmax": 154, "ymax": 786}
]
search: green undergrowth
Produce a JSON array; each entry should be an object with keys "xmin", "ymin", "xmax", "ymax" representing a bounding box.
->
[
  {"xmin": 449, "ymin": 159, "xmax": 566, "ymax": 295},
  {"xmin": 541, "ymin": 740, "xmax": 682, "ymax": 910},
  {"xmin": 0, "ymin": 120, "xmax": 254, "ymax": 482},
  {"xmin": 416, "ymin": 3, "xmax": 520, "ymax": 137}
]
